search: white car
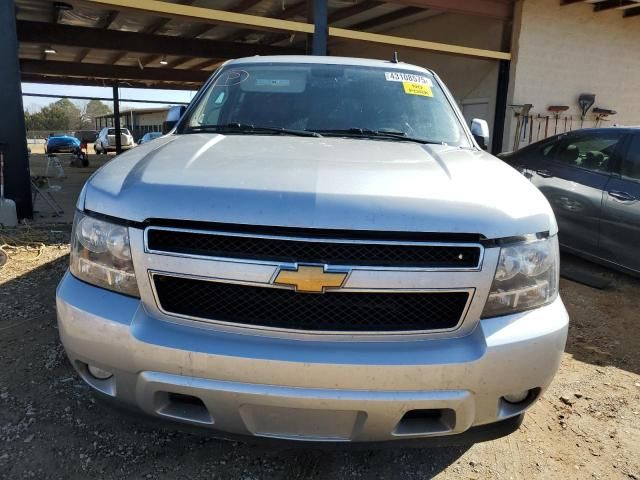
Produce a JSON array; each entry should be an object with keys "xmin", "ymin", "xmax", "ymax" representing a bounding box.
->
[{"xmin": 94, "ymin": 127, "xmax": 135, "ymax": 154}]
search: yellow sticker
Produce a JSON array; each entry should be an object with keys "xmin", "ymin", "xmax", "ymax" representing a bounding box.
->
[{"xmin": 402, "ymin": 81, "xmax": 433, "ymax": 97}]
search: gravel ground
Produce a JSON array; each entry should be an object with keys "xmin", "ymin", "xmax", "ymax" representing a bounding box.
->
[{"xmin": 0, "ymin": 227, "xmax": 638, "ymax": 479}]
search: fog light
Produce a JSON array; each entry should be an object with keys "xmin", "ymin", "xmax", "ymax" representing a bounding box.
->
[
  {"xmin": 87, "ymin": 364, "xmax": 113, "ymax": 380},
  {"xmin": 503, "ymin": 390, "xmax": 530, "ymax": 404}
]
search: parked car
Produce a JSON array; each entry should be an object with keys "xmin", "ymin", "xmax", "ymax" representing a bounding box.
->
[
  {"xmin": 45, "ymin": 134, "xmax": 81, "ymax": 154},
  {"xmin": 500, "ymin": 127, "xmax": 640, "ymax": 275},
  {"xmin": 94, "ymin": 127, "xmax": 135, "ymax": 153},
  {"xmin": 73, "ymin": 130, "xmax": 98, "ymax": 144},
  {"xmin": 138, "ymin": 131, "xmax": 162, "ymax": 145},
  {"xmin": 57, "ymin": 56, "xmax": 568, "ymax": 445}
]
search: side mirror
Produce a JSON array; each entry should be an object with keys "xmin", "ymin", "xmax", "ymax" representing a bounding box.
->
[
  {"xmin": 470, "ymin": 118, "xmax": 490, "ymax": 150},
  {"xmin": 162, "ymin": 105, "xmax": 187, "ymax": 134}
]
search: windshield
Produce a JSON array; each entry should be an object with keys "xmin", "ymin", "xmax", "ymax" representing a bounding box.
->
[
  {"xmin": 181, "ymin": 63, "xmax": 471, "ymax": 147},
  {"xmin": 108, "ymin": 128, "xmax": 130, "ymax": 135}
]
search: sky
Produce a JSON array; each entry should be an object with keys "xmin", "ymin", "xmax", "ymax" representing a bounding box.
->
[{"xmin": 21, "ymin": 83, "xmax": 198, "ymax": 112}]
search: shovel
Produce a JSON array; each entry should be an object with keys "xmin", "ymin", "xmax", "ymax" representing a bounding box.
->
[
  {"xmin": 548, "ymin": 106, "xmax": 569, "ymax": 135},
  {"xmin": 0, "ymin": 145, "xmax": 18, "ymax": 227}
]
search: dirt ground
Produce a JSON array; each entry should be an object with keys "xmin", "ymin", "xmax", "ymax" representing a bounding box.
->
[
  {"xmin": 29, "ymin": 151, "xmax": 112, "ymax": 224},
  {"xmin": 0, "ymin": 227, "xmax": 638, "ymax": 480}
]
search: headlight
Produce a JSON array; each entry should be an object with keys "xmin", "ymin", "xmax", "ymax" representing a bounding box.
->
[
  {"xmin": 70, "ymin": 211, "xmax": 139, "ymax": 297},
  {"xmin": 482, "ymin": 235, "xmax": 559, "ymax": 318}
]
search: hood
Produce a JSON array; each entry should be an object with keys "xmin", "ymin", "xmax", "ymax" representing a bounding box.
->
[{"xmin": 82, "ymin": 134, "xmax": 557, "ymax": 239}]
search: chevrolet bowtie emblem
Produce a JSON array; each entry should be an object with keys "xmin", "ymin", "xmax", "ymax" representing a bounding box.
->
[{"xmin": 274, "ymin": 265, "xmax": 348, "ymax": 293}]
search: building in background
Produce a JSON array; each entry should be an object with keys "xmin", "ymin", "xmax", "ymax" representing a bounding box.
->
[{"xmin": 95, "ymin": 107, "xmax": 170, "ymax": 142}]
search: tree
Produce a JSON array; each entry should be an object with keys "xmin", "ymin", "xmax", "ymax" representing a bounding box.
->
[
  {"xmin": 23, "ymin": 98, "xmax": 112, "ymax": 133},
  {"xmin": 80, "ymin": 100, "xmax": 112, "ymax": 129},
  {"xmin": 24, "ymin": 103, "xmax": 70, "ymax": 132},
  {"xmin": 53, "ymin": 98, "xmax": 82, "ymax": 129}
]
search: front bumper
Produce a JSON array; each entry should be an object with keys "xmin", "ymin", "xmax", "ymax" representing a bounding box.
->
[
  {"xmin": 104, "ymin": 144, "xmax": 135, "ymax": 151},
  {"xmin": 56, "ymin": 272, "xmax": 568, "ymax": 443}
]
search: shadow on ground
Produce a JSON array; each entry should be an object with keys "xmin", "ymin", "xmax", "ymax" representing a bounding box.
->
[
  {"xmin": 559, "ymin": 252, "xmax": 640, "ymax": 376},
  {"xmin": 0, "ymin": 251, "xmax": 470, "ymax": 480}
]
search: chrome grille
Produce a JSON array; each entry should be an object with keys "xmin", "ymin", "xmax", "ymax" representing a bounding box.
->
[
  {"xmin": 146, "ymin": 228, "xmax": 482, "ymax": 269},
  {"xmin": 152, "ymin": 274, "xmax": 471, "ymax": 333}
]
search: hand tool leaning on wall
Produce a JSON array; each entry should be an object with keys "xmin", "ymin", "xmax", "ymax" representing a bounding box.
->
[
  {"xmin": 529, "ymin": 114, "xmax": 534, "ymax": 144},
  {"xmin": 511, "ymin": 104, "xmax": 533, "ymax": 150},
  {"xmin": 544, "ymin": 116, "xmax": 549, "ymax": 138},
  {"xmin": 548, "ymin": 106, "xmax": 569, "ymax": 135},
  {"xmin": 593, "ymin": 108, "xmax": 617, "ymax": 128},
  {"xmin": 579, "ymin": 93, "xmax": 596, "ymax": 128}
]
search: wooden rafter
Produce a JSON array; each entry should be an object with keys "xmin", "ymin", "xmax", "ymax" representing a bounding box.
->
[
  {"xmin": 58, "ymin": 0, "xmax": 512, "ymax": 60},
  {"xmin": 168, "ymin": 0, "xmax": 265, "ymax": 70},
  {"xmin": 17, "ymin": 20, "xmax": 301, "ymax": 58},
  {"xmin": 593, "ymin": 0, "xmax": 636, "ymax": 12},
  {"xmin": 349, "ymin": 6, "xmax": 425, "ymax": 30},
  {"xmin": 624, "ymin": 5, "xmax": 640, "ymax": 16},
  {"xmin": 265, "ymin": 0, "xmax": 384, "ymax": 45},
  {"xmin": 385, "ymin": 0, "xmax": 512, "ymax": 19},
  {"xmin": 329, "ymin": 1, "xmax": 385, "ymax": 24},
  {"xmin": 222, "ymin": 0, "xmax": 307, "ymax": 43}
]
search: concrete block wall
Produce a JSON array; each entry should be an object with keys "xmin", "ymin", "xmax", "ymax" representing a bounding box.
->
[{"xmin": 504, "ymin": 0, "xmax": 640, "ymax": 152}]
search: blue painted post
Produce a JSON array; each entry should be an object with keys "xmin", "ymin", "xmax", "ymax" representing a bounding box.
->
[
  {"xmin": 312, "ymin": 0, "xmax": 328, "ymax": 56},
  {"xmin": 0, "ymin": 0, "xmax": 33, "ymax": 218}
]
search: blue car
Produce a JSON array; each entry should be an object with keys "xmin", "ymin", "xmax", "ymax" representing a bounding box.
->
[{"xmin": 45, "ymin": 135, "xmax": 81, "ymax": 154}]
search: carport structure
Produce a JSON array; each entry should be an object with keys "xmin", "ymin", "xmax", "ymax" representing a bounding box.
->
[{"xmin": 4, "ymin": 0, "xmax": 517, "ymax": 219}]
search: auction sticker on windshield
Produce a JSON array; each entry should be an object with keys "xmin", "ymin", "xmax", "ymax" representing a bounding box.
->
[
  {"xmin": 385, "ymin": 72, "xmax": 433, "ymax": 86},
  {"xmin": 402, "ymin": 81, "xmax": 433, "ymax": 97}
]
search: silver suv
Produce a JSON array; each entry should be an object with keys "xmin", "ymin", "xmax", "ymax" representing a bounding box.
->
[{"xmin": 57, "ymin": 56, "xmax": 568, "ymax": 444}]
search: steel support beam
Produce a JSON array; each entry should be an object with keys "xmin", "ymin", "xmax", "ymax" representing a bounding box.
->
[
  {"xmin": 20, "ymin": 60, "xmax": 211, "ymax": 84},
  {"xmin": 312, "ymin": 0, "xmax": 328, "ymax": 55},
  {"xmin": 23, "ymin": 92, "xmax": 189, "ymax": 105},
  {"xmin": 0, "ymin": 0, "xmax": 32, "ymax": 219},
  {"xmin": 113, "ymin": 83, "xmax": 122, "ymax": 155},
  {"xmin": 20, "ymin": 74, "xmax": 198, "ymax": 90},
  {"xmin": 492, "ymin": 59, "xmax": 511, "ymax": 155}
]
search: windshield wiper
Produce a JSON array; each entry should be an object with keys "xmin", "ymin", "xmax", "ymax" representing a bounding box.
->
[
  {"xmin": 187, "ymin": 123, "xmax": 322, "ymax": 138},
  {"xmin": 311, "ymin": 128, "xmax": 442, "ymax": 145}
]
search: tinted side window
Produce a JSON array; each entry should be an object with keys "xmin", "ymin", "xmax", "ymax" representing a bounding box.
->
[
  {"xmin": 553, "ymin": 132, "xmax": 624, "ymax": 173},
  {"xmin": 621, "ymin": 134, "xmax": 640, "ymax": 181}
]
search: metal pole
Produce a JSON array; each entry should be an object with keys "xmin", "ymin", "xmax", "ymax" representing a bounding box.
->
[
  {"xmin": 491, "ymin": 59, "xmax": 510, "ymax": 155},
  {"xmin": 112, "ymin": 82, "xmax": 122, "ymax": 154},
  {"xmin": 0, "ymin": 0, "xmax": 33, "ymax": 218},
  {"xmin": 312, "ymin": 0, "xmax": 328, "ymax": 56}
]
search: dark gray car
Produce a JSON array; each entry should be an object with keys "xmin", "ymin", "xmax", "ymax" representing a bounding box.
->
[{"xmin": 501, "ymin": 127, "xmax": 640, "ymax": 275}]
